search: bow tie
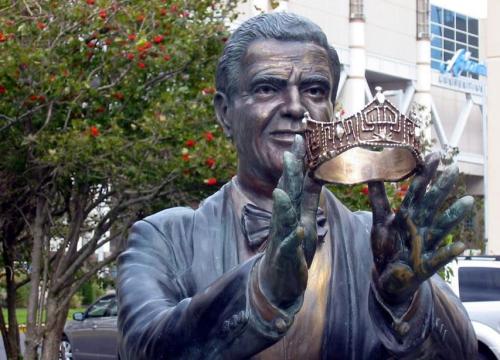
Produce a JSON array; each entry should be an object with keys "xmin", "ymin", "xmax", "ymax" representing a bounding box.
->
[{"xmin": 241, "ymin": 203, "xmax": 328, "ymax": 250}]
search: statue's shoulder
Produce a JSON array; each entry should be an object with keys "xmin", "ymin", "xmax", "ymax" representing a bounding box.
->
[{"xmin": 136, "ymin": 182, "xmax": 231, "ymax": 238}]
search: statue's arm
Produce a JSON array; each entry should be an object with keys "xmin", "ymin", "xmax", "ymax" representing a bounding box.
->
[
  {"xmin": 364, "ymin": 153, "xmax": 476, "ymax": 358},
  {"xmin": 117, "ymin": 218, "xmax": 295, "ymax": 360},
  {"xmin": 369, "ymin": 275, "xmax": 477, "ymax": 358}
]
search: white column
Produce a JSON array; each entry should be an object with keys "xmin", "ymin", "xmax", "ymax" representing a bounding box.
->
[
  {"xmin": 486, "ymin": 0, "xmax": 500, "ymax": 255},
  {"xmin": 343, "ymin": 9, "xmax": 366, "ymax": 114},
  {"xmin": 414, "ymin": 0, "xmax": 432, "ymax": 145}
]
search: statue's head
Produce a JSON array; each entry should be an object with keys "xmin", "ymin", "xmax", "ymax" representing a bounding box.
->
[
  {"xmin": 214, "ymin": 13, "xmax": 340, "ymax": 192},
  {"xmin": 215, "ymin": 12, "xmax": 340, "ymax": 103}
]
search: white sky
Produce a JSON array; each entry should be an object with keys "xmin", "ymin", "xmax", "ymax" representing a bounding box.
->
[{"xmin": 431, "ymin": 0, "xmax": 488, "ymax": 19}]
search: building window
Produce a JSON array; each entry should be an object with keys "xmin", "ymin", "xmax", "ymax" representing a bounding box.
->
[{"xmin": 430, "ymin": 5, "xmax": 479, "ymax": 77}]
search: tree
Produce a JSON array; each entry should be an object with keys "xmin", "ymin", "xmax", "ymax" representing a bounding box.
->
[{"xmin": 0, "ymin": 1, "xmax": 238, "ymax": 359}]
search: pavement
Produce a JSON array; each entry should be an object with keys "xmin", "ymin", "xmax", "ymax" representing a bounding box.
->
[{"xmin": 0, "ymin": 333, "xmax": 25, "ymax": 360}]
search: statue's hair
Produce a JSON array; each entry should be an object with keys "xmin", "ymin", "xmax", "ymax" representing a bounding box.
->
[{"xmin": 215, "ymin": 12, "xmax": 341, "ymax": 102}]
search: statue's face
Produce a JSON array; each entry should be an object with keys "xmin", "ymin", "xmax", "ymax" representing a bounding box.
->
[{"xmin": 227, "ymin": 39, "xmax": 335, "ymax": 185}]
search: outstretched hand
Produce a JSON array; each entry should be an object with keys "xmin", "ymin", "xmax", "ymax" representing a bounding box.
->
[
  {"xmin": 258, "ymin": 135, "xmax": 323, "ymax": 309},
  {"xmin": 369, "ymin": 152, "xmax": 473, "ymax": 305}
]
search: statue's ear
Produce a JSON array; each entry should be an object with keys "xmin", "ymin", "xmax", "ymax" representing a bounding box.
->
[{"xmin": 214, "ymin": 91, "xmax": 232, "ymax": 139}]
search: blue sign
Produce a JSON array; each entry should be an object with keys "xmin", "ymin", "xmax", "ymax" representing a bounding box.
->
[{"xmin": 439, "ymin": 49, "xmax": 487, "ymax": 77}]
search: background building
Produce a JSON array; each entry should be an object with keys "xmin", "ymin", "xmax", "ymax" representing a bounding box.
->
[{"xmin": 235, "ymin": 0, "xmax": 497, "ymax": 254}]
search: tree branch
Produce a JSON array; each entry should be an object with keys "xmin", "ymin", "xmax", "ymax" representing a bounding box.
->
[
  {"xmin": 0, "ymin": 104, "xmax": 47, "ymax": 133},
  {"xmin": 97, "ymin": 64, "xmax": 133, "ymax": 91},
  {"xmin": 143, "ymin": 65, "xmax": 187, "ymax": 90}
]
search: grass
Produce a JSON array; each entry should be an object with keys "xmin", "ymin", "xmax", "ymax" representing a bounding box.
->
[{"xmin": 2, "ymin": 308, "xmax": 86, "ymax": 326}]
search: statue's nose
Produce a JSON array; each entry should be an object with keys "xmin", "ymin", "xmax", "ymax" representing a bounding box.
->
[{"xmin": 280, "ymin": 87, "xmax": 306, "ymax": 122}]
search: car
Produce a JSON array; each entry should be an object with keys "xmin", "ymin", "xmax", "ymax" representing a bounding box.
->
[
  {"xmin": 447, "ymin": 256, "xmax": 500, "ymax": 360},
  {"xmin": 60, "ymin": 293, "xmax": 118, "ymax": 360}
]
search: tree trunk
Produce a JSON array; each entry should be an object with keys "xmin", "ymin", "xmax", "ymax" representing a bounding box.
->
[
  {"xmin": 1, "ymin": 221, "xmax": 23, "ymax": 359},
  {"xmin": 24, "ymin": 196, "xmax": 47, "ymax": 360},
  {"xmin": 41, "ymin": 293, "xmax": 71, "ymax": 360}
]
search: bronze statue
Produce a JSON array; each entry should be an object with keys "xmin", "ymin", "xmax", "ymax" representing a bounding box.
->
[{"xmin": 117, "ymin": 12, "xmax": 477, "ymax": 359}]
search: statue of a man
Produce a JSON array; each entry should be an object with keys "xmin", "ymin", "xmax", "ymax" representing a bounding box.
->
[{"xmin": 117, "ymin": 12, "xmax": 477, "ymax": 359}]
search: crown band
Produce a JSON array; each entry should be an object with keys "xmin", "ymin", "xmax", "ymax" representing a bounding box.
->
[{"xmin": 303, "ymin": 89, "xmax": 424, "ymax": 185}]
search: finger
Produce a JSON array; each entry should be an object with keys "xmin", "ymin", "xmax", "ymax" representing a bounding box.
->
[
  {"xmin": 405, "ymin": 212, "xmax": 425, "ymax": 275},
  {"xmin": 415, "ymin": 164, "xmax": 459, "ymax": 226},
  {"xmin": 299, "ymin": 173, "xmax": 323, "ymax": 266},
  {"xmin": 300, "ymin": 172, "xmax": 323, "ymax": 226},
  {"xmin": 269, "ymin": 188, "xmax": 298, "ymax": 243},
  {"xmin": 423, "ymin": 241, "xmax": 465, "ymax": 279},
  {"xmin": 290, "ymin": 134, "xmax": 306, "ymax": 160},
  {"xmin": 281, "ymin": 225, "xmax": 305, "ymax": 254},
  {"xmin": 278, "ymin": 150, "xmax": 304, "ymax": 216},
  {"xmin": 399, "ymin": 152, "xmax": 440, "ymax": 216},
  {"xmin": 426, "ymin": 196, "xmax": 474, "ymax": 251},
  {"xmin": 368, "ymin": 181, "xmax": 391, "ymax": 225}
]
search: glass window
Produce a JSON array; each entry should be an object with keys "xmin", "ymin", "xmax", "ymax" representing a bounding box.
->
[
  {"xmin": 443, "ymin": 51, "xmax": 454, "ymax": 61},
  {"xmin": 107, "ymin": 299, "xmax": 118, "ymax": 317},
  {"xmin": 456, "ymin": 14, "xmax": 467, "ymax": 31},
  {"xmin": 468, "ymin": 35, "xmax": 478, "ymax": 47},
  {"xmin": 443, "ymin": 28, "xmax": 454, "ymax": 40},
  {"xmin": 86, "ymin": 296, "xmax": 114, "ymax": 318},
  {"xmin": 468, "ymin": 18, "xmax": 478, "ymax": 35},
  {"xmin": 456, "ymin": 31, "xmax": 466, "ymax": 43},
  {"xmin": 431, "ymin": 24, "xmax": 442, "ymax": 36},
  {"xmin": 431, "ymin": 48, "xmax": 442, "ymax": 60},
  {"xmin": 431, "ymin": 6, "xmax": 442, "ymax": 23},
  {"xmin": 431, "ymin": 36, "xmax": 442, "ymax": 48},
  {"xmin": 444, "ymin": 40, "xmax": 454, "ymax": 52},
  {"xmin": 444, "ymin": 10, "xmax": 454, "ymax": 27},
  {"xmin": 459, "ymin": 267, "xmax": 500, "ymax": 302},
  {"xmin": 431, "ymin": 60, "xmax": 441, "ymax": 70},
  {"xmin": 470, "ymin": 47, "xmax": 479, "ymax": 59},
  {"xmin": 430, "ymin": 5, "xmax": 480, "ymax": 78}
]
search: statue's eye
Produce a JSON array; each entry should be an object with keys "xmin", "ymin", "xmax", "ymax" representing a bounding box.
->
[
  {"xmin": 254, "ymin": 84, "xmax": 277, "ymax": 96},
  {"xmin": 305, "ymin": 86, "xmax": 326, "ymax": 98}
]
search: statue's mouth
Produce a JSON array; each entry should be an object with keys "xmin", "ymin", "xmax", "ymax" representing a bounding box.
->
[{"xmin": 269, "ymin": 130, "xmax": 305, "ymax": 144}]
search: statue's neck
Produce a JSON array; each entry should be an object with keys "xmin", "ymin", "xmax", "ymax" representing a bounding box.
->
[{"xmin": 233, "ymin": 175, "xmax": 275, "ymax": 212}]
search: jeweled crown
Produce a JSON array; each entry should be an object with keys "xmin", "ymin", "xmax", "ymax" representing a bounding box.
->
[{"xmin": 303, "ymin": 87, "xmax": 423, "ymax": 184}]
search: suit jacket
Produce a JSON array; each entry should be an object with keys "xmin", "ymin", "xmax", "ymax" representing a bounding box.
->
[{"xmin": 117, "ymin": 181, "xmax": 477, "ymax": 359}]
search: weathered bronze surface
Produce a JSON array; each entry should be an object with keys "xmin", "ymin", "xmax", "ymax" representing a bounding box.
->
[{"xmin": 117, "ymin": 12, "xmax": 478, "ymax": 359}]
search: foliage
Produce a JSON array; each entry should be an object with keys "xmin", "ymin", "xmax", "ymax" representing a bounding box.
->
[
  {"xmin": 0, "ymin": 1, "xmax": 239, "ymax": 359},
  {"xmin": 330, "ymin": 181, "xmax": 410, "ymax": 213}
]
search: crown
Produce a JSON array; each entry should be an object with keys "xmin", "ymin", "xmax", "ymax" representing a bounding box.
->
[{"xmin": 303, "ymin": 87, "xmax": 424, "ymax": 185}]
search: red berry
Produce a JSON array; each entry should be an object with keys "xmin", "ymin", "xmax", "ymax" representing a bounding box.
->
[
  {"xmin": 89, "ymin": 126, "xmax": 100, "ymax": 137},
  {"xmin": 153, "ymin": 35, "xmax": 164, "ymax": 44},
  {"xmin": 204, "ymin": 178, "xmax": 217, "ymax": 186},
  {"xmin": 185, "ymin": 139, "xmax": 196, "ymax": 148},
  {"xmin": 204, "ymin": 131, "xmax": 214, "ymax": 141},
  {"xmin": 205, "ymin": 158, "xmax": 216, "ymax": 168}
]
